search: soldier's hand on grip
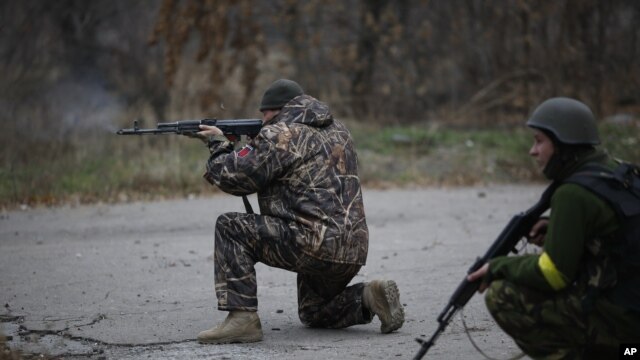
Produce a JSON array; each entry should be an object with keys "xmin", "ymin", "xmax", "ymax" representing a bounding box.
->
[{"xmin": 527, "ymin": 218, "xmax": 549, "ymax": 247}]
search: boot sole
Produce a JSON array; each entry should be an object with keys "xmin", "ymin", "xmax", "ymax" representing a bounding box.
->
[
  {"xmin": 379, "ymin": 280, "xmax": 405, "ymax": 333},
  {"xmin": 198, "ymin": 332, "xmax": 263, "ymax": 344}
]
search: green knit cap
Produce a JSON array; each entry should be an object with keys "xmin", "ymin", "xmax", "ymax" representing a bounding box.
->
[{"xmin": 259, "ymin": 79, "xmax": 304, "ymax": 111}]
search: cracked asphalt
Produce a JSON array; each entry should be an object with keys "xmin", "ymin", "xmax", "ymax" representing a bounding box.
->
[{"xmin": 0, "ymin": 186, "xmax": 541, "ymax": 359}]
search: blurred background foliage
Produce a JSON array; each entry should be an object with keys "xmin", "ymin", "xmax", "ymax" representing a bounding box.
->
[{"xmin": 0, "ymin": 0, "xmax": 639, "ymax": 209}]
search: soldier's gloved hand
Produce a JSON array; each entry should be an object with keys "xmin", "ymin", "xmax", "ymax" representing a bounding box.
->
[
  {"xmin": 198, "ymin": 125, "xmax": 223, "ymax": 137},
  {"xmin": 184, "ymin": 125, "xmax": 226, "ymax": 147},
  {"xmin": 183, "ymin": 131, "xmax": 209, "ymax": 144},
  {"xmin": 527, "ymin": 217, "xmax": 549, "ymax": 247},
  {"xmin": 467, "ymin": 263, "xmax": 490, "ymax": 293}
]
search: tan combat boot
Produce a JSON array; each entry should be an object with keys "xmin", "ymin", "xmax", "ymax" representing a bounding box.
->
[
  {"xmin": 363, "ymin": 280, "xmax": 405, "ymax": 333},
  {"xmin": 197, "ymin": 311, "xmax": 263, "ymax": 344}
]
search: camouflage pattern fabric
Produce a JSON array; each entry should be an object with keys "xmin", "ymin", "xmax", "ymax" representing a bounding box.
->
[
  {"xmin": 214, "ymin": 211, "xmax": 373, "ymax": 327},
  {"xmin": 204, "ymin": 94, "xmax": 372, "ymax": 327},
  {"xmin": 485, "ymin": 279, "xmax": 640, "ymax": 359},
  {"xmin": 204, "ymin": 94, "xmax": 368, "ymax": 265}
]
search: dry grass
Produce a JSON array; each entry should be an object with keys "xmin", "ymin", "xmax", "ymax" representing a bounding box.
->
[{"xmin": 3, "ymin": 117, "xmax": 637, "ymax": 211}]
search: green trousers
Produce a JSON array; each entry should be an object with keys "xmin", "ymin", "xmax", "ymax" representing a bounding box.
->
[{"xmin": 485, "ymin": 279, "xmax": 640, "ymax": 360}]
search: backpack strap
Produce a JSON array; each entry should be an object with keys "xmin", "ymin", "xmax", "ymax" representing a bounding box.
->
[
  {"xmin": 614, "ymin": 162, "xmax": 640, "ymax": 198},
  {"xmin": 565, "ymin": 162, "xmax": 640, "ymax": 217}
]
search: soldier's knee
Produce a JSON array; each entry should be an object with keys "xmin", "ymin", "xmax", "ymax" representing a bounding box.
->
[
  {"xmin": 215, "ymin": 213, "xmax": 245, "ymax": 240},
  {"xmin": 215, "ymin": 213, "xmax": 236, "ymax": 230},
  {"xmin": 485, "ymin": 279, "xmax": 512, "ymax": 315},
  {"xmin": 485, "ymin": 279, "xmax": 534, "ymax": 317},
  {"xmin": 485, "ymin": 281, "xmax": 498, "ymax": 312}
]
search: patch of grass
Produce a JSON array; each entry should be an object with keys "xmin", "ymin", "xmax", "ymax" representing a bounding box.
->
[
  {"xmin": 1, "ymin": 122, "xmax": 638, "ymax": 209},
  {"xmin": 350, "ymin": 121, "xmax": 539, "ymax": 186},
  {"xmin": 0, "ymin": 136, "xmax": 215, "ymax": 208},
  {"xmin": 599, "ymin": 123, "xmax": 640, "ymax": 162}
]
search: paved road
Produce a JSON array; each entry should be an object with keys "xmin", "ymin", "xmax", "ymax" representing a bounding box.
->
[{"xmin": 0, "ymin": 186, "xmax": 542, "ymax": 359}]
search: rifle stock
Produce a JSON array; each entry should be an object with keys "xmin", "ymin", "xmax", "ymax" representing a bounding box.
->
[{"xmin": 414, "ymin": 182, "xmax": 558, "ymax": 359}]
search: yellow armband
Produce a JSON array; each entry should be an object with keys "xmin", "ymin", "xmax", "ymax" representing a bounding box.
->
[{"xmin": 538, "ymin": 252, "xmax": 567, "ymax": 290}]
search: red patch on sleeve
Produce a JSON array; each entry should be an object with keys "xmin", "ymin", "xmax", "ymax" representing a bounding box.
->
[{"xmin": 237, "ymin": 145, "xmax": 253, "ymax": 158}]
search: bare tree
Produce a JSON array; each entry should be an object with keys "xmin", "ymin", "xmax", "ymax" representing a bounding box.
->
[{"xmin": 150, "ymin": 0, "xmax": 266, "ymax": 114}]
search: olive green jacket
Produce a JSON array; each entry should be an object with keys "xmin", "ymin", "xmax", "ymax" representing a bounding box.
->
[{"xmin": 489, "ymin": 151, "xmax": 620, "ymax": 293}]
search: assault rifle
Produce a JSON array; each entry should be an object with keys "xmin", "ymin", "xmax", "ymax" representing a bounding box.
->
[
  {"xmin": 117, "ymin": 119, "xmax": 263, "ymax": 139},
  {"xmin": 413, "ymin": 182, "xmax": 559, "ymax": 359}
]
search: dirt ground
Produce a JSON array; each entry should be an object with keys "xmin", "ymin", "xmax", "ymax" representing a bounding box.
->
[{"xmin": 0, "ymin": 186, "xmax": 543, "ymax": 359}]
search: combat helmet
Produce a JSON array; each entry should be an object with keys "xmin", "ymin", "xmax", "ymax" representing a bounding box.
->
[{"xmin": 526, "ymin": 97, "xmax": 600, "ymax": 145}]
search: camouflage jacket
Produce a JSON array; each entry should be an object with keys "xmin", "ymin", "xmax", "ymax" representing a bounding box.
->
[{"xmin": 203, "ymin": 95, "xmax": 369, "ymax": 265}]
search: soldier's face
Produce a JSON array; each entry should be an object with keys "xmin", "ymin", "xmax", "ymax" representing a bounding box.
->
[
  {"xmin": 529, "ymin": 129, "xmax": 555, "ymax": 171},
  {"xmin": 261, "ymin": 109, "xmax": 280, "ymax": 124}
]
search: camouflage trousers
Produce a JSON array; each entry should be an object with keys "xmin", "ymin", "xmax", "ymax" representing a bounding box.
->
[
  {"xmin": 212, "ymin": 212, "xmax": 374, "ymax": 328},
  {"xmin": 485, "ymin": 280, "xmax": 640, "ymax": 360}
]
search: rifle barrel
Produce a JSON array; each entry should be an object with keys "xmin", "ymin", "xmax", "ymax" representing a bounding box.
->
[{"xmin": 117, "ymin": 119, "xmax": 263, "ymax": 136}]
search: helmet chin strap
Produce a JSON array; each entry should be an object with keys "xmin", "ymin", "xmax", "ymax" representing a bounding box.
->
[
  {"xmin": 543, "ymin": 144, "xmax": 595, "ymax": 180},
  {"xmin": 542, "ymin": 132, "xmax": 565, "ymax": 180},
  {"xmin": 543, "ymin": 152, "xmax": 564, "ymax": 180}
]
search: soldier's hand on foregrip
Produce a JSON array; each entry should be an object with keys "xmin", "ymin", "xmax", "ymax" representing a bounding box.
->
[
  {"xmin": 183, "ymin": 131, "xmax": 208, "ymax": 144},
  {"xmin": 198, "ymin": 124, "xmax": 223, "ymax": 137},
  {"xmin": 467, "ymin": 263, "xmax": 490, "ymax": 293},
  {"xmin": 527, "ymin": 217, "xmax": 549, "ymax": 247}
]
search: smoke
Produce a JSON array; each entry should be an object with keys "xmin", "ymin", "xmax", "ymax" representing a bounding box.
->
[
  {"xmin": 47, "ymin": 79, "xmax": 124, "ymax": 141},
  {"xmin": 18, "ymin": 80, "xmax": 126, "ymax": 142}
]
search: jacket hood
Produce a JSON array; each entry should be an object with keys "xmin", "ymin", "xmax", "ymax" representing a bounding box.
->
[{"xmin": 276, "ymin": 94, "xmax": 334, "ymax": 128}]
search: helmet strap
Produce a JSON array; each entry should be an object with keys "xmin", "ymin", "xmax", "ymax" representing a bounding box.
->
[{"xmin": 544, "ymin": 142, "xmax": 596, "ymax": 180}]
